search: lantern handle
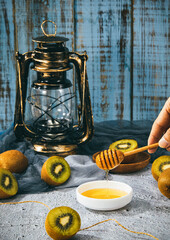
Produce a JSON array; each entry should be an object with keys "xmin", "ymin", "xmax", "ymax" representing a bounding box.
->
[
  {"xmin": 14, "ymin": 51, "xmax": 35, "ymax": 139},
  {"xmin": 69, "ymin": 51, "xmax": 94, "ymax": 144},
  {"xmin": 41, "ymin": 20, "xmax": 57, "ymax": 37}
]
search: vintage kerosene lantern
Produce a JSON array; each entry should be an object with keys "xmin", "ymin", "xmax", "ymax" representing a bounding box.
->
[{"xmin": 14, "ymin": 20, "xmax": 94, "ymax": 155}]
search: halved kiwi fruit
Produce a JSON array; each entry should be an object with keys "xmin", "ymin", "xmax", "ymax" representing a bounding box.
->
[
  {"xmin": 109, "ymin": 139, "xmax": 138, "ymax": 152},
  {"xmin": 158, "ymin": 168, "xmax": 170, "ymax": 198},
  {"xmin": 0, "ymin": 168, "xmax": 18, "ymax": 199},
  {"xmin": 41, "ymin": 156, "xmax": 71, "ymax": 186},
  {"xmin": 109, "ymin": 139, "xmax": 138, "ymax": 163},
  {"xmin": 0, "ymin": 150, "xmax": 28, "ymax": 173},
  {"xmin": 45, "ymin": 206, "xmax": 81, "ymax": 240},
  {"xmin": 151, "ymin": 155, "xmax": 170, "ymax": 181}
]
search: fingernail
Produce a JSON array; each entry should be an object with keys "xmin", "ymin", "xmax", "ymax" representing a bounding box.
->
[
  {"xmin": 159, "ymin": 137, "xmax": 169, "ymax": 148},
  {"xmin": 148, "ymin": 149, "xmax": 156, "ymax": 154}
]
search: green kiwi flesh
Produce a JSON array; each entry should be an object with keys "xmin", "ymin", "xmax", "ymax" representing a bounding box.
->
[
  {"xmin": 151, "ymin": 155, "xmax": 170, "ymax": 181},
  {"xmin": 47, "ymin": 156, "xmax": 71, "ymax": 185},
  {"xmin": 45, "ymin": 206, "xmax": 81, "ymax": 240},
  {"xmin": 109, "ymin": 139, "xmax": 138, "ymax": 153},
  {"xmin": 0, "ymin": 168, "xmax": 18, "ymax": 198}
]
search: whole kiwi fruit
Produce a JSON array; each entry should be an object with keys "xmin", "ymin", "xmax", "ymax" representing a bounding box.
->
[
  {"xmin": 158, "ymin": 168, "xmax": 170, "ymax": 198},
  {"xmin": 0, "ymin": 150, "xmax": 28, "ymax": 173},
  {"xmin": 41, "ymin": 156, "xmax": 71, "ymax": 186},
  {"xmin": 45, "ymin": 206, "xmax": 81, "ymax": 240},
  {"xmin": 151, "ymin": 155, "xmax": 170, "ymax": 181},
  {"xmin": 0, "ymin": 168, "xmax": 18, "ymax": 199}
]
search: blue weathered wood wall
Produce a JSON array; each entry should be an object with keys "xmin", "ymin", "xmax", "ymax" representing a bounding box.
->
[{"xmin": 0, "ymin": 0, "xmax": 169, "ymax": 131}]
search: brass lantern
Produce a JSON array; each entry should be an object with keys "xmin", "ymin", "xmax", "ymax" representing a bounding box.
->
[{"xmin": 14, "ymin": 20, "xmax": 94, "ymax": 155}]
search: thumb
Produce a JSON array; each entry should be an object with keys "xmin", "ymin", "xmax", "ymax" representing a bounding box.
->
[{"xmin": 159, "ymin": 128, "xmax": 170, "ymax": 151}]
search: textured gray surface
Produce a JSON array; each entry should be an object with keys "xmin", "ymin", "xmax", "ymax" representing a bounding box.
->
[
  {"xmin": 0, "ymin": 121, "xmax": 169, "ymax": 240},
  {"xmin": 0, "ymin": 163, "xmax": 169, "ymax": 240}
]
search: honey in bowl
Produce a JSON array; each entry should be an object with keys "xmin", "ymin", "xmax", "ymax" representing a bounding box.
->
[
  {"xmin": 77, "ymin": 180, "xmax": 133, "ymax": 210},
  {"xmin": 81, "ymin": 188, "xmax": 127, "ymax": 199}
]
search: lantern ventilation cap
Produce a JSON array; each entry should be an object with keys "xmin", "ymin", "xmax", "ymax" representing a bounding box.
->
[{"xmin": 32, "ymin": 20, "xmax": 69, "ymax": 44}]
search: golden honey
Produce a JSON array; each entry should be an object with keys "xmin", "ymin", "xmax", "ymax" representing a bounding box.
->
[{"xmin": 81, "ymin": 188, "xmax": 127, "ymax": 199}]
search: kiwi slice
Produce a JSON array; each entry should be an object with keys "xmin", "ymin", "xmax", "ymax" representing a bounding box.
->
[
  {"xmin": 45, "ymin": 206, "xmax": 81, "ymax": 240},
  {"xmin": 109, "ymin": 139, "xmax": 138, "ymax": 153},
  {"xmin": 41, "ymin": 156, "xmax": 71, "ymax": 186},
  {"xmin": 158, "ymin": 168, "xmax": 170, "ymax": 198},
  {"xmin": 151, "ymin": 155, "xmax": 170, "ymax": 181},
  {"xmin": 0, "ymin": 168, "xmax": 18, "ymax": 199},
  {"xmin": 109, "ymin": 139, "xmax": 138, "ymax": 163}
]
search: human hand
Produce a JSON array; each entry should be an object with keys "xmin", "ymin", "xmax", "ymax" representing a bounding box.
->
[{"xmin": 148, "ymin": 97, "xmax": 170, "ymax": 153}]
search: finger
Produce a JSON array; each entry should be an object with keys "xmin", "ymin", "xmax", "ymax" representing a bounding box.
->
[
  {"xmin": 148, "ymin": 121, "xmax": 165, "ymax": 153},
  {"xmin": 148, "ymin": 98, "xmax": 170, "ymax": 153},
  {"xmin": 152, "ymin": 98, "xmax": 170, "ymax": 138},
  {"xmin": 163, "ymin": 128, "xmax": 170, "ymax": 143},
  {"xmin": 159, "ymin": 128, "xmax": 170, "ymax": 150}
]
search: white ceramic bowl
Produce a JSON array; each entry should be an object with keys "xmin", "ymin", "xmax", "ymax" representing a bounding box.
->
[{"xmin": 76, "ymin": 180, "xmax": 133, "ymax": 211}]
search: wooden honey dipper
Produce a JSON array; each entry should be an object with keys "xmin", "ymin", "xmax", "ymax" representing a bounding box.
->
[{"xmin": 95, "ymin": 143, "xmax": 159, "ymax": 170}]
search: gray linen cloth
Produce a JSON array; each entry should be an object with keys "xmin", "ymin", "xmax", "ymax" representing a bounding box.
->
[{"xmin": 0, "ymin": 120, "xmax": 169, "ymax": 194}]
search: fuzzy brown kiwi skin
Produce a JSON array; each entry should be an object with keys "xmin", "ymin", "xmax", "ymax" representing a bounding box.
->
[
  {"xmin": 0, "ymin": 150, "xmax": 28, "ymax": 173},
  {"xmin": 41, "ymin": 161, "xmax": 58, "ymax": 186},
  {"xmin": 158, "ymin": 168, "xmax": 170, "ymax": 199},
  {"xmin": 45, "ymin": 217, "xmax": 58, "ymax": 240},
  {"xmin": 0, "ymin": 189, "xmax": 12, "ymax": 199},
  {"xmin": 151, "ymin": 167, "xmax": 159, "ymax": 181}
]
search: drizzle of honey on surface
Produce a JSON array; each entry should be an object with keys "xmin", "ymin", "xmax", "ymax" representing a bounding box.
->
[{"xmin": 81, "ymin": 188, "xmax": 127, "ymax": 199}]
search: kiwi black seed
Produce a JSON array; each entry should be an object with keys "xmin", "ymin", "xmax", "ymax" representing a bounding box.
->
[
  {"xmin": 116, "ymin": 142, "xmax": 131, "ymax": 150},
  {"xmin": 51, "ymin": 162, "xmax": 65, "ymax": 179},
  {"xmin": 1, "ymin": 173, "xmax": 12, "ymax": 190},
  {"xmin": 159, "ymin": 161, "xmax": 170, "ymax": 172},
  {"xmin": 41, "ymin": 156, "xmax": 71, "ymax": 186},
  {"xmin": 45, "ymin": 206, "xmax": 81, "ymax": 240},
  {"xmin": 0, "ymin": 168, "xmax": 18, "ymax": 199},
  {"xmin": 56, "ymin": 213, "xmax": 73, "ymax": 231}
]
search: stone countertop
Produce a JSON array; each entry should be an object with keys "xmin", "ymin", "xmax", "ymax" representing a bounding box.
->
[{"xmin": 0, "ymin": 163, "xmax": 169, "ymax": 240}]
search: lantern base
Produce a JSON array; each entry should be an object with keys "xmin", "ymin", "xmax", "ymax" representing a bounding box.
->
[{"xmin": 33, "ymin": 142, "xmax": 78, "ymax": 156}]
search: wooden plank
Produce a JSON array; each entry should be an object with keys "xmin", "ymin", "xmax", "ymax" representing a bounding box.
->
[
  {"xmin": 0, "ymin": 0, "xmax": 74, "ymax": 131},
  {"xmin": 0, "ymin": 0, "xmax": 16, "ymax": 130},
  {"xmin": 0, "ymin": 0, "xmax": 169, "ymax": 131},
  {"xmin": 75, "ymin": 0, "xmax": 132, "ymax": 121},
  {"xmin": 13, "ymin": 0, "xmax": 74, "ymax": 52},
  {"xmin": 133, "ymin": 0, "xmax": 170, "ymax": 120}
]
